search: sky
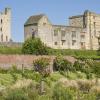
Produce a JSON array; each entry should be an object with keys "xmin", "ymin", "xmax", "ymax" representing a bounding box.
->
[{"xmin": 0, "ymin": 0, "xmax": 100, "ymax": 42}]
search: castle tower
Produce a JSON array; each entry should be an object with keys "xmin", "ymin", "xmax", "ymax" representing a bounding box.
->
[{"xmin": 0, "ymin": 8, "xmax": 11, "ymax": 42}]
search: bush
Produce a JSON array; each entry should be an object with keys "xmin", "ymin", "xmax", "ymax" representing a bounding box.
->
[
  {"xmin": 22, "ymin": 38, "xmax": 48, "ymax": 55},
  {"xmin": 33, "ymin": 58, "xmax": 50, "ymax": 78},
  {"xmin": 53, "ymin": 55, "xmax": 73, "ymax": 72}
]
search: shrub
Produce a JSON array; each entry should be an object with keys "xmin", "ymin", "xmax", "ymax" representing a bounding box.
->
[
  {"xmin": 53, "ymin": 55, "xmax": 73, "ymax": 73},
  {"xmin": 22, "ymin": 38, "xmax": 48, "ymax": 55},
  {"xmin": 33, "ymin": 58, "xmax": 50, "ymax": 78},
  {"xmin": 77, "ymin": 79, "xmax": 94, "ymax": 93}
]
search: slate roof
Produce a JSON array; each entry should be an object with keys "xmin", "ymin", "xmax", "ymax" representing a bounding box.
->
[{"xmin": 24, "ymin": 14, "xmax": 44, "ymax": 26}]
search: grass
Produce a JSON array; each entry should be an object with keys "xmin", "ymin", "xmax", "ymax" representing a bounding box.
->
[
  {"xmin": 0, "ymin": 46, "xmax": 22, "ymax": 54},
  {"xmin": 0, "ymin": 73, "xmax": 22, "ymax": 86},
  {"xmin": 0, "ymin": 46, "xmax": 99, "ymax": 59}
]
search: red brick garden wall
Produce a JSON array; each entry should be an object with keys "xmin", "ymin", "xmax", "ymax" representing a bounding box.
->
[{"xmin": 0, "ymin": 55, "xmax": 76, "ymax": 70}]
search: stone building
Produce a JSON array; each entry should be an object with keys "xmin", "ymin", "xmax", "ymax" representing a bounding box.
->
[
  {"xmin": 0, "ymin": 8, "xmax": 11, "ymax": 42},
  {"xmin": 24, "ymin": 10, "xmax": 100, "ymax": 50}
]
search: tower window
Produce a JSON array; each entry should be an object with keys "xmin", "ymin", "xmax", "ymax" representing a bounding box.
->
[
  {"xmin": 1, "ymin": 34, "xmax": 3, "ymax": 42},
  {"xmin": 1, "ymin": 19, "xmax": 2, "ymax": 24},
  {"xmin": 6, "ymin": 36, "xmax": 8, "ymax": 42},
  {"xmin": 0, "ymin": 28, "xmax": 2, "ymax": 32}
]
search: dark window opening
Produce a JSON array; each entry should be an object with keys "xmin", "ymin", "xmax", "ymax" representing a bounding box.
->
[
  {"xmin": 72, "ymin": 40, "xmax": 76, "ymax": 46},
  {"xmin": 1, "ymin": 34, "xmax": 3, "ymax": 42},
  {"xmin": 6, "ymin": 36, "xmax": 8, "ymax": 42},
  {"xmin": 43, "ymin": 23, "xmax": 46, "ymax": 26},
  {"xmin": 0, "ymin": 28, "xmax": 2, "ymax": 32},
  {"xmin": 1, "ymin": 19, "xmax": 2, "ymax": 24},
  {"xmin": 54, "ymin": 42, "xmax": 58, "ymax": 45},
  {"xmin": 62, "ymin": 40, "xmax": 66, "ymax": 45}
]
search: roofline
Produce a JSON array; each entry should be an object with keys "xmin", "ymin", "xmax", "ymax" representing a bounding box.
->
[
  {"xmin": 24, "ymin": 23, "xmax": 38, "ymax": 27},
  {"xmin": 53, "ymin": 25, "xmax": 67, "ymax": 27},
  {"xmin": 66, "ymin": 26, "xmax": 83, "ymax": 29},
  {"xmin": 69, "ymin": 15, "xmax": 83, "ymax": 19}
]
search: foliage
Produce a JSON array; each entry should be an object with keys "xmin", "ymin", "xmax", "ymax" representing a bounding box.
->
[
  {"xmin": 91, "ymin": 61, "xmax": 100, "ymax": 78},
  {"xmin": 53, "ymin": 55, "xmax": 73, "ymax": 72},
  {"xmin": 33, "ymin": 58, "xmax": 50, "ymax": 78},
  {"xmin": 22, "ymin": 38, "xmax": 48, "ymax": 55},
  {"xmin": 52, "ymin": 83, "xmax": 75, "ymax": 100},
  {"xmin": 3, "ymin": 89, "xmax": 29, "ymax": 100}
]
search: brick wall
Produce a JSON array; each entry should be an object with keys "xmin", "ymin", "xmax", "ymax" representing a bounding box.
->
[{"xmin": 0, "ymin": 55, "xmax": 76, "ymax": 71}]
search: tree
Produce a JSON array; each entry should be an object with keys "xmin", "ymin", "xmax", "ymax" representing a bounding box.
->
[
  {"xmin": 22, "ymin": 38, "xmax": 48, "ymax": 55},
  {"xmin": 33, "ymin": 58, "xmax": 50, "ymax": 94}
]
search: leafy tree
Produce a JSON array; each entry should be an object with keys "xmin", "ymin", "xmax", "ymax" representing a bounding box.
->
[
  {"xmin": 33, "ymin": 58, "xmax": 50, "ymax": 94},
  {"xmin": 22, "ymin": 38, "xmax": 48, "ymax": 55}
]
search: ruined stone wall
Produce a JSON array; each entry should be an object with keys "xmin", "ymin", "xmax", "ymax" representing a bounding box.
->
[{"xmin": 69, "ymin": 15, "xmax": 83, "ymax": 28}]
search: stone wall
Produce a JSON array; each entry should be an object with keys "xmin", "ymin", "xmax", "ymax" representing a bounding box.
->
[
  {"xmin": 0, "ymin": 42, "xmax": 22, "ymax": 47},
  {"xmin": 0, "ymin": 55, "xmax": 76, "ymax": 71},
  {"xmin": 0, "ymin": 8, "xmax": 11, "ymax": 42}
]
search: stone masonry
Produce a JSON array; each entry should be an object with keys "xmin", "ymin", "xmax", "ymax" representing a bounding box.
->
[
  {"xmin": 0, "ymin": 8, "xmax": 11, "ymax": 42},
  {"xmin": 24, "ymin": 10, "xmax": 100, "ymax": 50}
]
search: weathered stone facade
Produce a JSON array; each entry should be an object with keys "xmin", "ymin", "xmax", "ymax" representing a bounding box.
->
[
  {"xmin": 0, "ymin": 8, "xmax": 11, "ymax": 42},
  {"xmin": 24, "ymin": 10, "xmax": 100, "ymax": 50}
]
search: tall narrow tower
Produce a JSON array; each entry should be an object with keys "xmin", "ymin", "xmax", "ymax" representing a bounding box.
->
[{"xmin": 0, "ymin": 8, "xmax": 11, "ymax": 42}]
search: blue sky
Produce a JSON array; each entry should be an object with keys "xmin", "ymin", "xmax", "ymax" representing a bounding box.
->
[{"xmin": 0, "ymin": 0, "xmax": 99, "ymax": 42}]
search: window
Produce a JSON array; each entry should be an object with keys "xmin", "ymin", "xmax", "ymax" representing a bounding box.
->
[
  {"xmin": 32, "ymin": 32, "xmax": 35, "ymax": 38},
  {"xmin": 1, "ymin": 34, "xmax": 3, "ymax": 42},
  {"xmin": 6, "ymin": 36, "xmax": 8, "ymax": 42},
  {"xmin": 0, "ymin": 28, "xmax": 2, "ymax": 32},
  {"xmin": 62, "ymin": 40, "xmax": 66, "ymax": 45},
  {"xmin": 81, "ymin": 35, "xmax": 85, "ymax": 39},
  {"xmin": 72, "ymin": 40, "xmax": 76, "ymax": 46},
  {"xmin": 1, "ymin": 19, "xmax": 2, "ymax": 24},
  {"xmin": 94, "ymin": 22, "xmax": 96, "ymax": 28},
  {"xmin": 61, "ymin": 31, "xmax": 66, "ymax": 37},
  {"xmin": 72, "ymin": 31, "xmax": 76, "ymax": 38},
  {"xmin": 81, "ymin": 42, "xmax": 84, "ymax": 46},
  {"xmin": 54, "ymin": 30, "xmax": 58, "ymax": 36},
  {"xmin": 54, "ymin": 42, "xmax": 58, "ymax": 45},
  {"xmin": 43, "ymin": 23, "xmax": 46, "ymax": 26},
  {"xmin": 80, "ymin": 42, "xmax": 85, "ymax": 49}
]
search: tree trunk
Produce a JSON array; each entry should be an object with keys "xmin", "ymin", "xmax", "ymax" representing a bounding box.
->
[{"xmin": 40, "ymin": 79, "xmax": 45, "ymax": 95}]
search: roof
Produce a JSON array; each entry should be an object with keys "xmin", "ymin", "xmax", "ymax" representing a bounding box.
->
[{"xmin": 24, "ymin": 14, "xmax": 45, "ymax": 26}]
